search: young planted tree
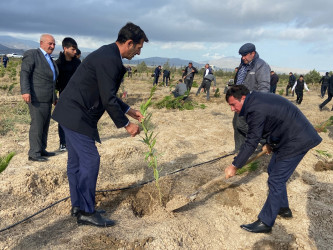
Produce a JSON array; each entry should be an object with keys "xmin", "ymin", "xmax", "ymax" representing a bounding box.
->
[
  {"xmin": 139, "ymin": 86, "xmax": 163, "ymax": 203},
  {"xmin": 0, "ymin": 152, "xmax": 15, "ymax": 174}
]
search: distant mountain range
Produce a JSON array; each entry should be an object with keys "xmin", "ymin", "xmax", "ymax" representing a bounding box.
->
[
  {"xmin": 123, "ymin": 57, "xmax": 205, "ymax": 69},
  {"xmin": 0, "ymin": 35, "xmax": 323, "ymax": 74},
  {"xmin": 0, "ymin": 43, "xmax": 25, "ymax": 55}
]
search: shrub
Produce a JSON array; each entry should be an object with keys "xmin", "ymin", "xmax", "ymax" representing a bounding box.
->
[{"xmin": 154, "ymin": 95, "xmax": 206, "ymax": 111}]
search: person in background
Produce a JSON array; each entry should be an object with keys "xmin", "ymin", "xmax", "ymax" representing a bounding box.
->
[
  {"xmin": 319, "ymin": 72, "xmax": 333, "ymax": 111},
  {"xmin": 172, "ymin": 79, "xmax": 187, "ymax": 97},
  {"xmin": 75, "ymin": 48, "xmax": 81, "ymax": 60},
  {"xmin": 292, "ymin": 75, "xmax": 309, "ymax": 105},
  {"xmin": 319, "ymin": 72, "xmax": 330, "ymax": 98},
  {"xmin": 55, "ymin": 37, "xmax": 81, "ymax": 151},
  {"xmin": 153, "ymin": 65, "xmax": 161, "ymax": 86},
  {"xmin": 3, "ymin": 54, "xmax": 9, "ymax": 68},
  {"xmin": 127, "ymin": 65, "xmax": 132, "ymax": 78},
  {"xmin": 286, "ymin": 72, "xmax": 296, "ymax": 96},
  {"xmin": 225, "ymin": 85, "xmax": 321, "ymax": 233},
  {"xmin": 269, "ymin": 70, "xmax": 279, "ymax": 94},
  {"xmin": 20, "ymin": 34, "xmax": 58, "ymax": 162},
  {"xmin": 182, "ymin": 62, "xmax": 198, "ymax": 92},
  {"xmin": 163, "ymin": 68, "xmax": 171, "ymax": 86},
  {"xmin": 52, "ymin": 22, "xmax": 148, "ymax": 227},
  {"xmin": 196, "ymin": 64, "xmax": 215, "ymax": 100}
]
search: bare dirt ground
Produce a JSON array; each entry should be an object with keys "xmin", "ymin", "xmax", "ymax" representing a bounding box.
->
[{"xmin": 0, "ymin": 74, "xmax": 333, "ymax": 249}]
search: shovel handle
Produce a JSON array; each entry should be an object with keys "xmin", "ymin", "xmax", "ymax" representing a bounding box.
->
[{"xmin": 197, "ymin": 148, "xmax": 268, "ymax": 192}]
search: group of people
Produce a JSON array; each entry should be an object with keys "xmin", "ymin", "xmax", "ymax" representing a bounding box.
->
[
  {"xmin": 20, "ymin": 34, "xmax": 82, "ymax": 162},
  {"xmin": 225, "ymin": 42, "xmax": 321, "ymax": 234},
  {"xmin": 19, "ymin": 23, "xmax": 323, "ymax": 235},
  {"xmin": 270, "ymin": 70, "xmax": 310, "ymax": 105},
  {"xmin": 153, "ymin": 65, "xmax": 171, "ymax": 86}
]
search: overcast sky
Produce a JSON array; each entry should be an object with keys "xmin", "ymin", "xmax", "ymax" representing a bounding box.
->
[{"xmin": 1, "ymin": 0, "xmax": 332, "ymax": 70}]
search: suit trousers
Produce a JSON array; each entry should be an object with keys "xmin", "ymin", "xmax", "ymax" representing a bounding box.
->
[
  {"xmin": 258, "ymin": 151, "xmax": 306, "ymax": 227},
  {"xmin": 286, "ymin": 84, "xmax": 294, "ymax": 96},
  {"xmin": 62, "ymin": 125, "xmax": 100, "ymax": 213},
  {"xmin": 320, "ymin": 91, "xmax": 332, "ymax": 109},
  {"xmin": 58, "ymin": 124, "xmax": 66, "ymax": 145},
  {"xmin": 153, "ymin": 76, "xmax": 159, "ymax": 86},
  {"xmin": 232, "ymin": 113, "xmax": 248, "ymax": 152},
  {"xmin": 321, "ymin": 84, "xmax": 328, "ymax": 97},
  {"xmin": 196, "ymin": 79, "xmax": 212, "ymax": 100},
  {"xmin": 28, "ymin": 102, "xmax": 52, "ymax": 157},
  {"xmin": 296, "ymin": 91, "xmax": 303, "ymax": 104},
  {"xmin": 185, "ymin": 78, "xmax": 194, "ymax": 92}
]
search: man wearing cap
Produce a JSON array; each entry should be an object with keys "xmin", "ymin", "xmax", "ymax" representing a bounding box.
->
[{"xmin": 232, "ymin": 43, "xmax": 270, "ymax": 152}]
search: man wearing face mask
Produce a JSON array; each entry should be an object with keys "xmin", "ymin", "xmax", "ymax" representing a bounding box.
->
[{"xmin": 52, "ymin": 22, "xmax": 148, "ymax": 227}]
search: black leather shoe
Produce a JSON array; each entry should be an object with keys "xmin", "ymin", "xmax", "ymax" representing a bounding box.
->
[
  {"xmin": 41, "ymin": 151, "xmax": 56, "ymax": 157},
  {"xmin": 77, "ymin": 212, "xmax": 115, "ymax": 227},
  {"xmin": 71, "ymin": 207, "xmax": 106, "ymax": 217},
  {"xmin": 278, "ymin": 207, "xmax": 292, "ymax": 218},
  {"xmin": 240, "ymin": 219, "xmax": 272, "ymax": 233},
  {"xmin": 28, "ymin": 156, "xmax": 48, "ymax": 162}
]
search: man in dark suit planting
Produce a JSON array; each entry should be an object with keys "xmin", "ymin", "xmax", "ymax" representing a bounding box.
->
[
  {"xmin": 52, "ymin": 22, "xmax": 148, "ymax": 227},
  {"xmin": 225, "ymin": 85, "xmax": 322, "ymax": 233}
]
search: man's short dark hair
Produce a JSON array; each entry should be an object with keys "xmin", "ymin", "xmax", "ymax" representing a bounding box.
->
[
  {"xmin": 225, "ymin": 85, "xmax": 250, "ymax": 102},
  {"xmin": 62, "ymin": 37, "xmax": 77, "ymax": 49},
  {"xmin": 76, "ymin": 48, "xmax": 81, "ymax": 55},
  {"xmin": 116, "ymin": 22, "xmax": 149, "ymax": 45}
]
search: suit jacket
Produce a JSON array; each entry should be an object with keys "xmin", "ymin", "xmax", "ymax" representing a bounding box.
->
[
  {"xmin": 52, "ymin": 43, "xmax": 129, "ymax": 143},
  {"xmin": 182, "ymin": 66, "xmax": 198, "ymax": 79},
  {"xmin": 20, "ymin": 48, "xmax": 58, "ymax": 103},
  {"xmin": 328, "ymin": 75, "xmax": 333, "ymax": 95},
  {"xmin": 232, "ymin": 91, "xmax": 322, "ymax": 168}
]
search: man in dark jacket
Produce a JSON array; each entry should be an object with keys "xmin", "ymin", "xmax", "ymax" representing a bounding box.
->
[
  {"xmin": 153, "ymin": 65, "xmax": 161, "ymax": 86},
  {"xmin": 269, "ymin": 70, "xmax": 279, "ymax": 93},
  {"xmin": 20, "ymin": 34, "xmax": 58, "ymax": 162},
  {"xmin": 52, "ymin": 22, "xmax": 148, "ymax": 227},
  {"xmin": 286, "ymin": 72, "xmax": 296, "ymax": 96},
  {"xmin": 319, "ymin": 72, "xmax": 330, "ymax": 98},
  {"xmin": 182, "ymin": 62, "xmax": 198, "ymax": 92},
  {"xmin": 319, "ymin": 73, "xmax": 333, "ymax": 111},
  {"xmin": 2, "ymin": 55, "xmax": 9, "ymax": 68},
  {"xmin": 55, "ymin": 37, "xmax": 81, "ymax": 151},
  {"xmin": 225, "ymin": 85, "xmax": 322, "ymax": 233},
  {"xmin": 163, "ymin": 69, "xmax": 170, "ymax": 86},
  {"xmin": 233, "ymin": 43, "xmax": 270, "ymax": 152}
]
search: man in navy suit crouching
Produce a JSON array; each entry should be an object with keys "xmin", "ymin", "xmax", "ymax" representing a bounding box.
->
[{"xmin": 224, "ymin": 85, "xmax": 322, "ymax": 233}]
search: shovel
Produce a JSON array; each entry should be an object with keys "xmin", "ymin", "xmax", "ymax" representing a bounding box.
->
[{"xmin": 165, "ymin": 149, "xmax": 267, "ymax": 212}]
